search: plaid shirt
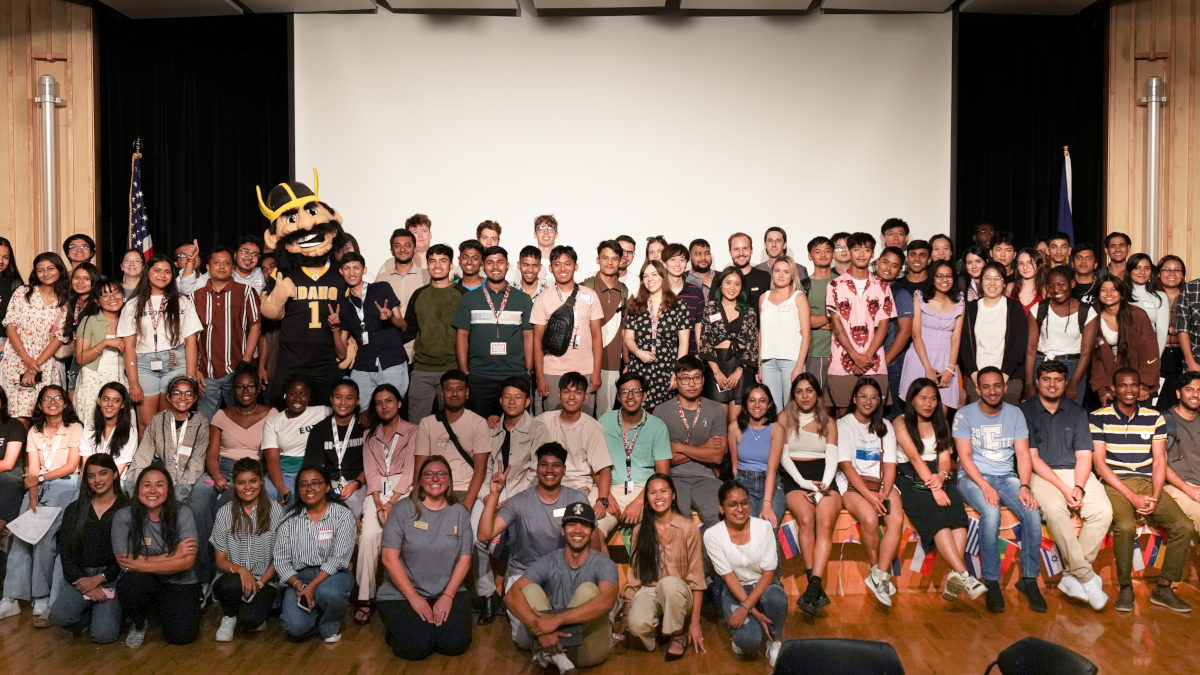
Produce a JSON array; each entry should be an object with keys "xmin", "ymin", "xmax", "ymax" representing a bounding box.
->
[{"xmin": 1174, "ymin": 279, "xmax": 1200, "ymax": 363}]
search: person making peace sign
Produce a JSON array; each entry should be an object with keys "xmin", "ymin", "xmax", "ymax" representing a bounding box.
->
[{"xmin": 332, "ymin": 253, "xmax": 410, "ymax": 411}]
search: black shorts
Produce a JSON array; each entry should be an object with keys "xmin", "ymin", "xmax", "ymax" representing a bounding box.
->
[{"xmin": 780, "ymin": 459, "xmax": 839, "ymax": 494}]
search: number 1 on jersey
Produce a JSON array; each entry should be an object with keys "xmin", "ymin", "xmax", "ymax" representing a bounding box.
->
[{"xmin": 308, "ymin": 300, "xmax": 321, "ymax": 328}]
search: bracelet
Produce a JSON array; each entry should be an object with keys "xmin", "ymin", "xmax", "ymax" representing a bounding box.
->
[
  {"xmin": 1020, "ymin": 484, "xmax": 1031, "ymax": 491},
  {"xmin": 1073, "ymin": 485, "xmax": 1086, "ymax": 495}
]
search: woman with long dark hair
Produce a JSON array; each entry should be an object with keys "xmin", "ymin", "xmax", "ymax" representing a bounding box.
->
[
  {"xmin": 377, "ymin": 455, "xmax": 474, "ymax": 660},
  {"xmin": 837, "ymin": 377, "xmax": 904, "ymax": 607},
  {"xmin": 0, "ymin": 384, "xmax": 83, "ymax": 623},
  {"xmin": 1024, "ymin": 265, "xmax": 1094, "ymax": 405},
  {"xmin": 1086, "ymin": 275, "xmax": 1160, "ymax": 404},
  {"xmin": 899, "ymin": 260, "xmax": 964, "ymax": 410},
  {"xmin": 623, "ymin": 260, "xmax": 692, "ymax": 409},
  {"xmin": 0, "ymin": 387, "xmax": 27, "ymax": 534},
  {"xmin": 623, "ymin": 473, "xmax": 705, "ymax": 660},
  {"xmin": 201, "ymin": 364, "xmax": 271, "ymax": 505},
  {"xmin": 770, "ymin": 372, "xmax": 840, "ymax": 616},
  {"xmin": 729, "ymin": 384, "xmax": 784, "ymax": 525},
  {"xmin": 698, "ymin": 266, "xmax": 760, "ymax": 419},
  {"xmin": 209, "ymin": 457, "xmax": 285, "ymax": 641},
  {"xmin": 1155, "ymin": 255, "xmax": 1187, "ymax": 409},
  {"xmin": 126, "ymin": 375, "xmax": 209, "ymax": 497},
  {"xmin": 274, "ymin": 465, "xmax": 356, "ymax": 642},
  {"xmin": 112, "ymin": 464, "xmax": 200, "ymax": 647},
  {"xmin": 117, "ymin": 253, "xmax": 201, "ymax": 430},
  {"xmin": 961, "ymin": 262, "xmax": 1027, "ymax": 404},
  {"xmin": 1010, "ymin": 248, "xmax": 1045, "ymax": 315},
  {"xmin": 893, "ymin": 379, "xmax": 985, "ymax": 603},
  {"xmin": 958, "ymin": 246, "xmax": 987, "ymax": 302},
  {"xmin": 79, "ymin": 382, "xmax": 137, "ymax": 480},
  {"xmin": 47, "ymin": 453, "xmax": 128, "ymax": 642},
  {"xmin": 0, "ymin": 237, "xmax": 24, "ymax": 336},
  {"xmin": 73, "ymin": 278, "xmax": 128, "ymax": 428},
  {"xmin": 1, "ymin": 252, "xmax": 69, "ymax": 420},
  {"xmin": 1124, "ymin": 253, "xmax": 1171, "ymax": 363},
  {"xmin": 60, "ymin": 262, "xmax": 100, "ymax": 395}
]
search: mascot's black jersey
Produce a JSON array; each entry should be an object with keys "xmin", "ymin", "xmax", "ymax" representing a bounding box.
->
[{"xmin": 276, "ymin": 264, "xmax": 347, "ymax": 372}]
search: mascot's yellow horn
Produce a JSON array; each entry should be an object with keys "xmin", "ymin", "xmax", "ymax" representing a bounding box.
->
[{"xmin": 255, "ymin": 168, "xmax": 322, "ymax": 222}]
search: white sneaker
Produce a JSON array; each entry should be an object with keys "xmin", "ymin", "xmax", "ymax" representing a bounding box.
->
[
  {"xmin": 126, "ymin": 624, "xmax": 146, "ymax": 648},
  {"xmin": 766, "ymin": 640, "xmax": 782, "ymax": 667},
  {"xmin": 323, "ymin": 633, "xmax": 342, "ymax": 643},
  {"xmin": 961, "ymin": 574, "xmax": 988, "ymax": 600},
  {"xmin": 943, "ymin": 571, "xmax": 966, "ymax": 601},
  {"xmin": 731, "ymin": 638, "xmax": 746, "ymax": 656},
  {"xmin": 0, "ymin": 598, "xmax": 20, "ymax": 621},
  {"xmin": 1083, "ymin": 574, "xmax": 1109, "ymax": 611},
  {"xmin": 1057, "ymin": 574, "xmax": 1088, "ymax": 602},
  {"xmin": 215, "ymin": 616, "xmax": 237, "ymax": 642},
  {"xmin": 31, "ymin": 597, "xmax": 49, "ymax": 617},
  {"xmin": 865, "ymin": 567, "xmax": 893, "ymax": 607}
]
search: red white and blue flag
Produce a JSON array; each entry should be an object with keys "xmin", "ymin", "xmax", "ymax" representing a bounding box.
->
[{"xmin": 129, "ymin": 150, "xmax": 153, "ymax": 259}]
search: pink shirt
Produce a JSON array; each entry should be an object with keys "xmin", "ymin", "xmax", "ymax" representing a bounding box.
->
[
  {"xmin": 825, "ymin": 272, "xmax": 896, "ymax": 376},
  {"xmin": 530, "ymin": 283, "xmax": 604, "ymax": 376}
]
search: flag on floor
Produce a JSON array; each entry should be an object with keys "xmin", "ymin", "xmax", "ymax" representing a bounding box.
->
[
  {"xmin": 965, "ymin": 552, "xmax": 982, "ymax": 578},
  {"xmin": 965, "ymin": 516, "xmax": 981, "ymax": 556},
  {"xmin": 1132, "ymin": 536, "xmax": 1146, "ymax": 572},
  {"xmin": 1057, "ymin": 145, "xmax": 1074, "ymax": 245},
  {"xmin": 910, "ymin": 539, "xmax": 937, "ymax": 576},
  {"xmin": 129, "ymin": 147, "xmax": 154, "ymax": 259},
  {"xmin": 998, "ymin": 538, "xmax": 1017, "ymax": 576},
  {"xmin": 620, "ymin": 527, "xmax": 633, "ymax": 556},
  {"xmin": 1009, "ymin": 522, "xmax": 1023, "ymax": 548},
  {"xmin": 778, "ymin": 520, "xmax": 801, "ymax": 560},
  {"xmin": 1040, "ymin": 536, "xmax": 1064, "ymax": 577}
]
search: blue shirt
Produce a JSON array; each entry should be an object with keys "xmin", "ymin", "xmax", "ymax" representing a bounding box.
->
[
  {"xmin": 1019, "ymin": 396, "xmax": 1092, "ymax": 470},
  {"xmin": 952, "ymin": 402, "xmax": 1029, "ymax": 476},
  {"xmin": 884, "ymin": 284, "xmax": 913, "ymax": 353}
]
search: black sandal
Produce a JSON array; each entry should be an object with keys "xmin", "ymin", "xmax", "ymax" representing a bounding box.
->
[{"xmin": 665, "ymin": 634, "xmax": 688, "ymax": 662}]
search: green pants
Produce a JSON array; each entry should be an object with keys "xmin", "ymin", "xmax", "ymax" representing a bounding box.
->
[{"xmin": 1105, "ymin": 476, "xmax": 1196, "ymax": 586}]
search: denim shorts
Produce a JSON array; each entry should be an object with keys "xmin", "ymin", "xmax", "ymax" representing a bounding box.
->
[{"xmin": 137, "ymin": 346, "xmax": 186, "ymax": 396}]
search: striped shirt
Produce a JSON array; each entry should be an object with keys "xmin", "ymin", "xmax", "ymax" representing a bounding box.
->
[
  {"xmin": 1089, "ymin": 405, "xmax": 1167, "ymax": 478},
  {"xmin": 194, "ymin": 279, "xmax": 260, "ymax": 379},
  {"xmin": 272, "ymin": 502, "xmax": 357, "ymax": 581},
  {"xmin": 210, "ymin": 500, "xmax": 286, "ymax": 578}
]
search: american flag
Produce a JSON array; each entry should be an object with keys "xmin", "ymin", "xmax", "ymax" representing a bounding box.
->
[{"xmin": 129, "ymin": 150, "xmax": 153, "ymax": 259}]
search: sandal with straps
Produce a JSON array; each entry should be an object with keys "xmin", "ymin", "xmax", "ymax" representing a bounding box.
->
[
  {"xmin": 665, "ymin": 634, "xmax": 688, "ymax": 662},
  {"xmin": 353, "ymin": 599, "xmax": 374, "ymax": 625}
]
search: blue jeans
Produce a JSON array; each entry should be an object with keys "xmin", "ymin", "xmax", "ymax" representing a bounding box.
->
[
  {"xmin": 350, "ymin": 363, "xmax": 410, "ymax": 411},
  {"xmin": 2, "ymin": 474, "xmax": 79, "ymax": 601},
  {"xmin": 265, "ymin": 470, "xmax": 299, "ymax": 508},
  {"xmin": 187, "ymin": 457, "xmax": 237, "ymax": 585},
  {"xmin": 759, "ymin": 359, "xmax": 796, "ymax": 411},
  {"xmin": 136, "ymin": 346, "xmax": 186, "ymax": 396},
  {"xmin": 737, "ymin": 468, "xmax": 785, "ymax": 524},
  {"xmin": 1033, "ymin": 354, "xmax": 1087, "ymax": 405},
  {"xmin": 956, "ymin": 471, "xmax": 1043, "ymax": 581},
  {"xmin": 279, "ymin": 567, "xmax": 354, "ymax": 639},
  {"xmin": 717, "ymin": 582, "xmax": 787, "ymax": 652},
  {"xmin": 198, "ymin": 372, "xmax": 234, "ymax": 420},
  {"xmin": 49, "ymin": 565, "xmax": 121, "ymax": 644}
]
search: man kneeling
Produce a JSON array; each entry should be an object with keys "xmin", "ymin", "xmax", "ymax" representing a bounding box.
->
[{"xmin": 506, "ymin": 502, "xmax": 619, "ymax": 674}]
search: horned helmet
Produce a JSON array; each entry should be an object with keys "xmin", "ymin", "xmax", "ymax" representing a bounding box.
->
[{"xmin": 256, "ymin": 169, "xmax": 344, "ymax": 260}]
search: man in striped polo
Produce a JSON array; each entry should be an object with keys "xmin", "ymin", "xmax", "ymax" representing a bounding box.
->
[{"xmin": 1090, "ymin": 367, "xmax": 1193, "ymax": 613}]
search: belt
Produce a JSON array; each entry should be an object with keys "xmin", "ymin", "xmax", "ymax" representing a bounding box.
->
[{"xmin": 1037, "ymin": 352, "xmax": 1080, "ymax": 361}]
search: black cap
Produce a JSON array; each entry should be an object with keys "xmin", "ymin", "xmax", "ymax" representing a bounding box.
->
[{"xmin": 562, "ymin": 502, "xmax": 595, "ymax": 527}]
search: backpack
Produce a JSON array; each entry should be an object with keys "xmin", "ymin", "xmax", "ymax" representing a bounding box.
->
[
  {"xmin": 541, "ymin": 286, "xmax": 579, "ymax": 357},
  {"xmin": 1035, "ymin": 300, "xmax": 1091, "ymax": 338}
]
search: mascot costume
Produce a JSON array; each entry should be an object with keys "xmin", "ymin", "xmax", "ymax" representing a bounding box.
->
[{"xmin": 257, "ymin": 170, "xmax": 350, "ymax": 406}]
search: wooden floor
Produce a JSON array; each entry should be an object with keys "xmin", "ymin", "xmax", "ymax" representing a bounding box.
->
[{"xmin": 0, "ymin": 580, "xmax": 1195, "ymax": 674}]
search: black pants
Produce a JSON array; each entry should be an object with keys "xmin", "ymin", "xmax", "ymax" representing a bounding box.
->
[
  {"xmin": 378, "ymin": 589, "xmax": 472, "ymax": 660},
  {"xmin": 467, "ymin": 374, "xmax": 507, "ymax": 419},
  {"xmin": 114, "ymin": 572, "xmax": 200, "ymax": 645},
  {"xmin": 212, "ymin": 572, "xmax": 278, "ymax": 628},
  {"xmin": 1158, "ymin": 346, "xmax": 1185, "ymax": 410}
]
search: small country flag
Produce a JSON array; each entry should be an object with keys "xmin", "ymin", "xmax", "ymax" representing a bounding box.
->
[
  {"xmin": 910, "ymin": 539, "xmax": 937, "ymax": 576},
  {"xmin": 965, "ymin": 517, "xmax": 981, "ymax": 556},
  {"xmin": 777, "ymin": 520, "xmax": 801, "ymax": 560}
]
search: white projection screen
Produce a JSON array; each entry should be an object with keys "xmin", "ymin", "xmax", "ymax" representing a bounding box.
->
[{"xmin": 293, "ymin": 10, "xmax": 952, "ymax": 277}]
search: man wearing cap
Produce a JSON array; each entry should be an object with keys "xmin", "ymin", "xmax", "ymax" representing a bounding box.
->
[{"xmin": 505, "ymin": 501, "xmax": 619, "ymax": 674}]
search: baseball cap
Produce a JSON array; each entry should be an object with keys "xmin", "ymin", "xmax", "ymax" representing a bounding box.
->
[{"xmin": 562, "ymin": 502, "xmax": 595, "ymax": 527}]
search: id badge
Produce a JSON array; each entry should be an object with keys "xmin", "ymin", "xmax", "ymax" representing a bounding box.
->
[
  {"xmin": 572, "ymin": 335, "xmax": 580, "ymax": 349},
  {"xmin": 318, "ymin": 529, "xmax": 333, "ymax": 542},
  {"xmin": 625, "ymin": 480, "xmax": 634, "ymax": 495},
  {"xmin": 361, "ymin": 331, "xmax": 370, "ymax": 345},
  {"xmin": 553, "ymin": 508, "xmax": 566, "ymax": 518},
  {"xmin": 490, "ymin": 342, "xmax": 507, "ymax": 356},
  {"xmin": 382, "ymin": 478, "xmax": 393, "ymax": 499},
  {"xmin": 150, "ymin": 360, "xmax": 164, "ymax": 371},
  {"xmin": 177, "ymin": 444, "xmax": 193, "ymax": 459}
]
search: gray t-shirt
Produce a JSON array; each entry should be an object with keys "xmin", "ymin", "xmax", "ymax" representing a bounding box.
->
[
  {"xmin": 523, "ymin": 548, "xmax": 618, "ymax": 610},
  {"xmin": 377, "ymin": 498, "xmax": 474, "ymax": 600},
  {"xmin": 498, "ymin": 486, "xmax": 587, "ymax": 577},
  {"xmin": 1168, "ymin": 409, "xmax": 1200, "ymax": 485},
  {"xmin": 111, "ymin": 505, "xmax": 198, "ymax": 585},
  {"xmin": 654, "ymin": 397, "xmax": 726, "ymax": 479}
]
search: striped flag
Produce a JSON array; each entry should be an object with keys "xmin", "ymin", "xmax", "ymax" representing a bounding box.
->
[
  {"xmin": 965, "ymin": 517, "xmax": 981, "ymax": 556},
  {"xmin": 890, "ymin": 555, "xmax": 902, "ymax": 578},
  {"xmin": 129, "ymin": 148, "xmax": 154, "ymax": 259},
  {"xmin": 1040, "ymin": 537, "xmax": 1064, "ymax": 577},
  {"xmin": 1143, "ymin": 530, "xmax": 1168, "ymax": 569},
  {"xmin": 777, "ymin": 520, "xmax": 801, "ymax": 560},
  {"xmin": 909, "ymin": 539, "xmax": 937, "ymax": 576}
]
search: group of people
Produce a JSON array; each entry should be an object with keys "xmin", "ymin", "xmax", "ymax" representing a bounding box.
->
[{"xmin": 0, "ymin": 215, "xmax": 1198, "ymax": 672}]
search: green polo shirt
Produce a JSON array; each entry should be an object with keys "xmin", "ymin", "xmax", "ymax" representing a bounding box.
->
[{"xmin": 451, "ymin": 283, "xmax": 533, "ymax": 379}]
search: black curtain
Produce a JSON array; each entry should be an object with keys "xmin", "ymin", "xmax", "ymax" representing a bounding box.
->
[
  {"xmin": 955, "ymin": 3, "xmax": 1108, "ymax": 251},
  {"xmin": 97, "ymin": 9, "xmax": 291, "ymax": 277}
]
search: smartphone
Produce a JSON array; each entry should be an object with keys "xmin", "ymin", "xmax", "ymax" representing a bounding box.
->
[
  {"xmin": 34, "ymin": 371, "xmax": 43, "ymax": 383},
  {"xmin": 882, "ymin": 499, "xmax": 892, "ymax": 516},
  {"xmin": 297, "ymin": 594, "xmax": 313, "ymax": 612}
]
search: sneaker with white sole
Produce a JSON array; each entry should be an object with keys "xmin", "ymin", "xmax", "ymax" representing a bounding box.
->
[
  {"xmin": 731, "ymin": 638, "xmax": 745, "ymax": 657},
  {"xmin": 865, "ymin": 568, "xmax": 893, "ymax": 607},
  {"xmin": 1083, "ymin": 575, "xmax": 1108, "ymax": 611},
  {"xmin": 323, "ymin": 633, "xmax": 342, "ymax": 643},
  {"xmin": 1057, "ymin": 574, "xmax": 1088, "ymax": 602},
  {"xmin": 766, "ymin": 640, "xmax": 782, "ymax": 668},
  {"xmin": 961, "ymin": 574, "xmax": 987, "ymax": 600},
  {"xmin": 31, "ymin": 597, "xmax": 49, "ymax": 617},
  {"xmin": 0, "ymin": 598, "xmax": 20, "ymax": 621},
  {"xmin": 943, "ymin": 571, "xmax": 967, "ymax": 601},
  {"xmin": 216, "ymin": 616, "xmax": 237, "ymax": 642},
  {"xmin": 126, "ymin": 624, "xmax": 147, "ymax": 648}
]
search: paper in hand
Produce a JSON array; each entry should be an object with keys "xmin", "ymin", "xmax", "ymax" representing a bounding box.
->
[{"xmin": 7, "ymin": 506, "xmax": 63, "ymax": 545}]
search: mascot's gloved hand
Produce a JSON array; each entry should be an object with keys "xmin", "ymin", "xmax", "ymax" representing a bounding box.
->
[
  {"xmin": 338, "ymin": 338, "xmax": 358, "ymax": 371},
  {"xmin": 260, "ymin": 274, "xmax": 296, "ymax": 321}
]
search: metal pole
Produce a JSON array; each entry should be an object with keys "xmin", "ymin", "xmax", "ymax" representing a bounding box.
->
[
  {"xmin": 34, "ymin": 75, "xmax": 66, "ymax": 251},
  {"xmin": 1139, "ymin": 76, "xmax": 1166, "ymax": 261}
]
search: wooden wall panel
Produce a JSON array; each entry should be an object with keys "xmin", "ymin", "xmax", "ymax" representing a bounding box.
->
[
  {"xmin": 1108, "ymin": 0, "xmax": 1200, "ymax": 273},
  {"xmin": 0, "ymin": 0, "xmax": 97, "ymax": 272}
]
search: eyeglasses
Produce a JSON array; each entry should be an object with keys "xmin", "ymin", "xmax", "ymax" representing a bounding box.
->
[
  {"xmin": 834, "ymin": 246, "xmax": 847, "ymax": 252},
  {"xmin": 535, "ymin": 225, "xmax": 556, "ymax": 232},
  {"xmin": 236, "ymin": 248, "xmax": 260, "ymax": 258},
  {"xmin": 298, "ymin": 480, "xmax": 326, "ymax": 490},
  {"xmin": 41, "ymin": 395, "xmax": 64, "ymax": 403},
  {"xmin": 421, "ymin": 470, "xmax": 449, "ymax": 479},
  {"xmin": 618, "ymin": 388, "xmax": 643, "ymax": 397},
  {"xmin": 1161, "ymin": 268, "xmax": 1184, "ymax": 275},
  {"xmin": 175, "ymin": 254, "xmax": 189, "ymax": 260},
  {"xmin": 620, "ymin": 250, "xmax": 635, "ymax": 258},
  {"xmin": 67, "ymin": 244, "xmax": 92, "ymax": 252},
  {"xmin": 676, "ymin": 375, "xmax": 704, "ymax": 384},
  {"xmin": 934, "ymin": 273, "xmax": 955, "ymax": 280},
  {"xmin": 169, "ymin": 390, "xmax": 197, "ymax": 398},
  {"xmin": 99, "ymin": 289, "xmax": 124, "ymax": 298}
]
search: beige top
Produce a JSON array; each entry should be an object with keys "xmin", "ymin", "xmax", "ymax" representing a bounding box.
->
[{"xmin": 535, "ymin": 411, "xmax": 614, "ymax": 495}]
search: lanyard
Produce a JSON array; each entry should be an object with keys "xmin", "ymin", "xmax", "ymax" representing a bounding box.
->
[
  {"xmin": 677, "ymin": 403, "xmax": 701, "ymax": 444},
  {"xmin": 621, "ymin": 415, "xmax": 646, "ymax": 489},
  {"xmin": 331, "ymin": 417, "xmax": 356, "ymax": 475},
  {"xmin": 39, "ymin": 432, "xmax": 64, "ymax": 474},
  {"xmin": 147, "ymin": 295, "xmax": 164, "ymax": 351},
  {"xmin": 382, "ymin": 431, "xmax": 400, "ymax": 470},
  {"xmin": 166, "ymin": 415, "xmax": 189, "ymax": 473},
  {"xmin": 484, "ymin": 285, "xmax": 512, "ymax": 338}
]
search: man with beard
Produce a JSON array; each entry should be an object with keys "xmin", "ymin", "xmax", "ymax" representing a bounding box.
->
[
  {"xmin": 897, "ymin": 239, "xmax": 931, "ymax": 296},
  {"xmin": 582, "ymin": 241, "xmax": 627, "ymax": 416},
  {"xmin": 1102, "ymin": 232, "xmax": 1131, "ymax": 281},
  {"xmin": 1164, "ymin": 371, "xmax": 1200, "ymax": 538},
  {"xmin": 685, "ymin": 238, "xmax": 714, "ymax": 297},
  {"xmin": 375, "ymin": 228, "xmax": 429, "ymax": 314},
  {"xmin": 728, "ymin": 232, "xmax": 771, "ymax": 308},
  {"xmin": 655, "ymin": 356, "xmax": 727, "ymax": 526},
  {"xmin": 616, "ymin": 236, "xmax": 637, "ymax": 283},
  {"xmin": 755, "ymin": 227, "xmax": 810, "ymax": 293}
]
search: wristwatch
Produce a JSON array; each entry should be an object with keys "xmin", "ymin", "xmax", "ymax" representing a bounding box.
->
[
  {"xmin": 599, "ymin": 497, "xmax": 610, "ymax": 508},
  {"xmin": 37, "ymin": 475, "xmax": 45, "ymax": 484}
]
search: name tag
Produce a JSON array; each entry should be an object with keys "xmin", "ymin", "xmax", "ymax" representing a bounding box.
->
[
  {"xmin": 382, "ymin": 478, "xmax": 393, "ymax": 498},
  {"xmin": 150, "ymin": 360, "xmax": 164, "ymax": 371},
  {"xmin": 317, "ymin": 529, "xmax": 333, "ymax": 541},
  {"xmin": 490, "ymin": 342, "xmax": 507, "ymax": 356},
  {"xmin": 437, "ymin": 440, "xmax": 453, "ymax": 447},
  {"xmin": 552, "ymin": 508, "xmax": 566, "ymax": 518},
  {"xmin": 143, "ymin": 537, "xmax": 153, "ymax": 547},
  {"xmin": 1142, "ymin": 301, "xmax": 1156, "ymax": 310},
  {"xmin": 708, "ymin": 313, "xmax": 721, "ymax": 323},
  {"xmin": 414, "ymin": 521, "xmax": 429, "ymax": 530},
  {"xmin": 360, "ymin": 331, "xmax": 370, "ymax": 345},
  {"xmin": 177, "ymin": 444, "xmax": 193, "ymax": 459},
  {"xmin": 453, "ymin": 525, "xmax": 459, "ymax": 535},
  {"xmin": 578, "ymin": 292, "xmax": 594, "ymax": 304}
]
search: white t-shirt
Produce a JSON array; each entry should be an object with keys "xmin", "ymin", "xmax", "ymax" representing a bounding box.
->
[
  {"xmin": 262, "ymin": 406, "xmax": 332, "ymax": 458},
  {"xmin": 703, "ymin": 517, "xmax": 778, "ymax": 586},
  {"xmin": 836, "ymin": 415, "xmax": 896, "ymax": 481},
  {"xmin": 974, "ymin": 298, "xmax": 1007, "ymax": 370},
  {"xmin": 116, "ymin": 294, "xmax": 203, "ymax": 353},
  {"xmin": 79, "ymin": 425, "xmax": 139, "ymax": 477}
]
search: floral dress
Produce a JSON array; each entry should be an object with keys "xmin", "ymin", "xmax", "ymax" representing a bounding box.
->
[
  {"xmin": 698, "ymin": 301, "xmax": 760, "ymax": 403},
  {"xmin": 2, "ymin": 287, "xmax": 67, "ymax": 417},
  {"xmin": 625, "ymin": 300, "xmax": 691, "ymax": 409}
]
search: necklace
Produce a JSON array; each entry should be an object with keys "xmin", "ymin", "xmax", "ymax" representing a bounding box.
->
[
  {"xmin": 748, "ymin": 423, "xmax": 766, "ymax": 442},
  {"xmin": 235, "ymin": 404, "xmax": 260, "ymax": 416}
]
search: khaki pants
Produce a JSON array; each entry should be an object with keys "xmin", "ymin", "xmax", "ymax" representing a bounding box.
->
[
  {"xmin": 1105, "ymin": 476, "xmax": 1195, "ymax": 585},
  {"xmin": 592, "ymin": 369, "xmax": 620, "ymax": 418},
  {"xmin": 358, "ymin": 497, "xmax": 385, "ymax": 601},
  {"xmin": 626, "ymin": 576, "xmax": 693, "ymax": 651},
  {"xmin": 597, "ymin": 483, "xmax": 644, "ymax": 536},
  {"xmin": 1030, "ymin": 471, "xmax": 1112, "ymax": 583},
  {"xmin": 520, "ymin": 582, "xmax": 612, "ymax": 668},
  {"xmin": 1163, "ymin": 482, "xmax": 1200, "ymax": 535}
]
